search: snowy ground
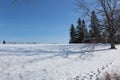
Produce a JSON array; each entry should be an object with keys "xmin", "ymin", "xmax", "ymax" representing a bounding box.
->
[{"xmin": 0, "ymin": 44, "xmax": 120, "ymax": 80}]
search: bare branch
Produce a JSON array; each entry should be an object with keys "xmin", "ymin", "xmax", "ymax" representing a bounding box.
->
[{"xmin": 75, "ymin": 0, "xmax": 91, "ymax": 17}]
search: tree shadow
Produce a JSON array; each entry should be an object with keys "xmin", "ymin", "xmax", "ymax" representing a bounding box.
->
[{"xmin": 0, "ymin": 44, "xmax": 111, "ymax": 63}]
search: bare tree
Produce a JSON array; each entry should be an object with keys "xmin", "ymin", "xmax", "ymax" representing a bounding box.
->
[{"xmin": 76, "ymin": 0, "xmax": 120, "ymax": 49}]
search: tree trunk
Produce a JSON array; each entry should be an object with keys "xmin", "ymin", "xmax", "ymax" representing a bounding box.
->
[
  {"xmin": 110, "ymin": 35, "xmax": 116, "ymax": 49},
  {"xmin": 110, "ymin": 42, "xmax": 116, "ymax": 49}
]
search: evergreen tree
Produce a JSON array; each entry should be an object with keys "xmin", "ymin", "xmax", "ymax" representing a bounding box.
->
[
  {"xmin": 76, "ymin": 18, "xmax": 87, "ymax": 43},
  {"xmin": 89, "ymin": 11, "xmax": 101, "ymax": 43},
  {"xmin": 76, "ymin": 18, "xmax": 82, "ymax": 43},
  {"xmin": 82, "ymin": 20, "xmax": 88, "ymax": 42},
  {"xmin": 69, "ymin": 24, "xmax": 76, "ymax": 43},
  {"xmin": 69, "ymin": 18, "xmax": 88, "ymax": 43},
  {"xmin": 115, "ymin": 28, "xmax": 120, "ymax": 44},
  {"xmin": 3, "ymin": 40, "xmax": 6, "ymax": 44}
]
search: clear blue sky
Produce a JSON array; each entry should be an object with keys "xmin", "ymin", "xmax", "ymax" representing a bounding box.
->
[{"xmin": 0, "ymin": 0, "xmax": 80, "ymax": 43}]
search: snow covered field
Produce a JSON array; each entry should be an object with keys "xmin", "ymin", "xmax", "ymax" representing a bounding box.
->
[{"xmin": 0, "ymin": 44, "xmax": 120, "ymax": 80}]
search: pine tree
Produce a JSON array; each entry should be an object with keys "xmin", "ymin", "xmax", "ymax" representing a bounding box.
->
[
  {"xmin": 3, "ymin": 40, "xmax": 6, "ymax": 44},
  {"xmin": 82, "ymin": 20, "xmax": 88, "ymax": 42},
  {"xmin": 89, "ymin": 11, "xmax": 101, "ymax": 43},
  {"xmin": 76, "ymin": 18, "xmax": 82, "ymax": 43},
  {"xmin": 69, "ymin": 18, "xmax": 88, "ymax": 43},
  {"xmin": 76, "ymin": 18, "xmax": 87, "ymax": 43},
  {"xmin": 69, "ymin": 24, "xmax": 76, "ymax": 43},
  {"xmin": 115, "ymin": 28, "xmax": 120, "ymax": 44}
]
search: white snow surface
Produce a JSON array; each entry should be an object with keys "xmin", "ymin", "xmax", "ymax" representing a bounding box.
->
[{"xmin": 0, "ymin": 44, "xmax": 120, "ymax": 80}]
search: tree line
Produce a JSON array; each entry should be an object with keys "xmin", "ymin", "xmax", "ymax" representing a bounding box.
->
[
  {"xmin": 69, "ymin": 11, "xmax": 120, "ymax": 44},
  {"xmin": 71, "ymin": 0, "xmax": 120, "ymax": 49}
]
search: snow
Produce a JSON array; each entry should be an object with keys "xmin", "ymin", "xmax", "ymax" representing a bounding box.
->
[{"xmin": 0, "ymin": 44, "xmax": 120, "ymax": 80}]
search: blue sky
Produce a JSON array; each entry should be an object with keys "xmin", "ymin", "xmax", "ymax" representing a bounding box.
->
[{"xmin": 0, "ymin": 0, "xmax": 81, "ymax": 43}]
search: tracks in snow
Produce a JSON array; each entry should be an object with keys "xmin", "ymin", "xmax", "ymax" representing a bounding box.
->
[{"xmin": 72, "ymin": 62, "xmax": 113, "ymax": 80}]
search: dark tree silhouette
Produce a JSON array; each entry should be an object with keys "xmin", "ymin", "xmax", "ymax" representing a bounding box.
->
[
  {"xmin": 76, "ymin": 0, "xmax": 120, "ymax": 49},
  {"xmin": 69, "ymin": 24, "xmax": 77, "ymax": 43},
  {"xmin": 3, "ymin": 40, "xmax": 6, "ymax": 44},
  {"xmin": 89, "ymin": 11, "xmax": 102, "ymax": 43},
  {"xmin": 76, "ymin": 18, "xmax": 87, "ymax": 43}
]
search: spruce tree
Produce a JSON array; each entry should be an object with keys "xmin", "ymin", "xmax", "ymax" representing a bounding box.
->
[
  {"xmin": 3, "ymin": 40, "xmax": 6, "ymax": 44},
  {"xmin": 76, "ymin": 18, "xmax": 87, "ymax": 43},
  {"xmin": 76, "ymin": 18, "xmax": 82, "ymax": 43},
  {"xmin": 89, "ymin": 11, "xmax": 101, "ymax": 43},
  {"xmin": 69, "ymin": 24, "xmax": 76, "ymax": 43},
  {"xmin": 82, "ymin": 20, "xmax": 88, "ymax": 42}
]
